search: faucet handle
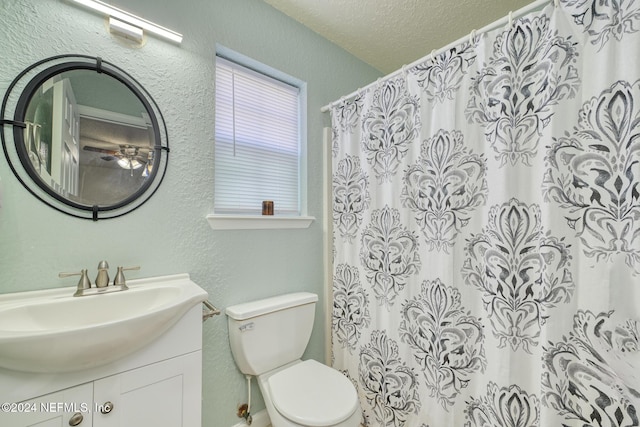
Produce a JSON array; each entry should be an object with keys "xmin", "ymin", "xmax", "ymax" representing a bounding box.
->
[
  {"xmin": 113, "ymin": 266, "xmax": 140, "ymax": 287},
  {"xmin": 59, "ymin": 269, "xmax": 92, "ymax": 296}
]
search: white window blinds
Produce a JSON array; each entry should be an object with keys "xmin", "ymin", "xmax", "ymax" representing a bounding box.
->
[{"xmin": 214, "ymin": 57, "xmax": 300, "ymax": 215}]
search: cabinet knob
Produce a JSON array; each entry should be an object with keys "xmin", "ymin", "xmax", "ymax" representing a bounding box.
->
[
  {"xmin": 69, "ymin": 412, "xmax": 84, "ymax": 426},
  {"xmin": 100, "ymin": 401, "xmax": 114, "ymax": 414}
]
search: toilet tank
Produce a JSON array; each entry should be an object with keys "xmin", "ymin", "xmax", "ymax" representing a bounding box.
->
[{"xmin": 226, "ymin": 292, "xmax": 318, "ymax": 376}]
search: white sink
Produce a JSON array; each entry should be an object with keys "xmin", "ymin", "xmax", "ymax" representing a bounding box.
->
[{"xmin": 0, "ymin": 274, "xmax": 208, "ymax": 373}]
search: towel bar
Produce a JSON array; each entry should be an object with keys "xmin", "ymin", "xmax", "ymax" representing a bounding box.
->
[{"xmin": 202, "ymin": 300, "xmax": 221, "ymax": 321}]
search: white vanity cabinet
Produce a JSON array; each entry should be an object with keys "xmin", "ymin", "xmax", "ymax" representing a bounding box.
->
[
  {"xmin": 0, "ymin": 301, "xmax": 204, "ymax": 427},
  {"xmin": 4, "ymin": 383, "xmax": 94, "ymax": 427},
  {"xmin": 93, "ymin": 351, "xmax": 201, "ymax": 427}
]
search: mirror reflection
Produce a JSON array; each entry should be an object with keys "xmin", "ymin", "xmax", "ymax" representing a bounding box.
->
[{"xmin": 22, "ymin": 70, "xmax": 155, "ymax": 206}]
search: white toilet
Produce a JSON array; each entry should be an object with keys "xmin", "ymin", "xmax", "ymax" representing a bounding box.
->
[{"xmin": 226, "ymin": 292, "xmax": 360, "ymax": 427}]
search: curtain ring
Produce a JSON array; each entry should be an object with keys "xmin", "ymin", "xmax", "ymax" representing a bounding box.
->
[
  {"xmin": 402, "ymin": 65, "xmax": 408, "ymax": 80},
  {"xmin": 430, "ymin": 49, "xmax": 436, "ymax": 62},
  {"xmin": 470, "ymin": 29, "xmax": 477, "ymax": 44},
  {"xmin": 508, "ymin": 11, "xmax": 514, "ymax": 27},
  {"xmin": 376, "ymin": 78, "xmax": 382, "ymax": 88}
]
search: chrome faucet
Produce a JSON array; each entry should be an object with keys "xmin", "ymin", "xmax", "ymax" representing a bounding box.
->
[{"xmin": 95, "ymin": 260, "xmax": 110, "ymax": 288}]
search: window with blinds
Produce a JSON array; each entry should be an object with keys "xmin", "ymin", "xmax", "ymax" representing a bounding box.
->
[{"xmin": 214, "ymin": 56, "xmax": 301, "ymax": 215}]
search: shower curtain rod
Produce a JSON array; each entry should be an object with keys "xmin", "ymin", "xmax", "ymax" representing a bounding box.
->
[{"xmin": 320, "ymin": 0, "xmax": 555, "ymax": 113}]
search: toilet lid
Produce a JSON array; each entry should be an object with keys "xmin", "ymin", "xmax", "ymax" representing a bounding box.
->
[{"xmin": 268, "ymin": 359, "xmax": 358, "ymax": 426}]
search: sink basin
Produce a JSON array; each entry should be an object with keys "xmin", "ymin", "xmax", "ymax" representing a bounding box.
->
[{"xmin": 0, "ymin": 274, "xmax": 208, "ymax": 373}]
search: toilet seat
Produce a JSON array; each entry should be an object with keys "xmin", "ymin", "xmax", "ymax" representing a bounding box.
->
[{"xmin": 267, "ymin": 359, "xmax": 358, "ymax": 427}]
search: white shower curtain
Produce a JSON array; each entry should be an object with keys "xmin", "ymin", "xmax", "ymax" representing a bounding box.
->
[{"xmin": 330, "ymin": 1, "xmax": 640, "ymax": 426}]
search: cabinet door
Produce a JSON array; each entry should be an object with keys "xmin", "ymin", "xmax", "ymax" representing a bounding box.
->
[
  {"xmin": 0, "ymin": 382, "xmax": 93, "ymax": 427},
  {"xmin": 93, "ymin": 351, "xmax": 202, "ymax": 427}
]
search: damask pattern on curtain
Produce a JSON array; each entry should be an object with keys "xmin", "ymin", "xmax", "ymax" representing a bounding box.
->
[{"xmin": 330, "ymin": 1, "xmax": 640, "ymax": 426}]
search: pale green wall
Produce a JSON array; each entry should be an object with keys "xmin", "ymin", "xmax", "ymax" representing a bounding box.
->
[{"xmin": 0, "ymin": 0, "xmax": 381, "ymax": 425}]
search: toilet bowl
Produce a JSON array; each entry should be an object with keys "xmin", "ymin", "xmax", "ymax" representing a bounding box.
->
[
  {"xmin": 225, "ymin": 293, "xmax": 361, "ymax": 427},
  {"xmin": 259, "ymin": 359, "xmax": 360, "ymax": 427}
]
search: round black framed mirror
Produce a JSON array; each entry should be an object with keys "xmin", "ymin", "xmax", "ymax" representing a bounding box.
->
[{"xmin": 0, "ymin": 55, "xmax": 169, "ymax": 220}]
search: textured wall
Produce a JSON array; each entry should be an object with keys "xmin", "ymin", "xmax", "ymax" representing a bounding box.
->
[
  {"xmin": 262, "ymin": 0, "xmax": 533, "ymax": 73},
  {"xmin": 0, "ymin": 0, "xmax": 381, "ymax": 425}
]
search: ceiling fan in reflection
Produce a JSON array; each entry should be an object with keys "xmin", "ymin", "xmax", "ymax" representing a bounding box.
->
[{"xmin": 83, "ymin": 143, "xmax": 154, "ymax": 177}]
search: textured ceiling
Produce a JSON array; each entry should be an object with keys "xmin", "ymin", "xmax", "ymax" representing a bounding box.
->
[{"xmin": 263, "ymin": 0, "xmax": 535, "ymax": 73}]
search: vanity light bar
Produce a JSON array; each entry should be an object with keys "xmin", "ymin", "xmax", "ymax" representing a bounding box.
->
[
  {"xmin": 69, "ymin": 0, "xmax": 183, "ymax": 44},
  {"xmin": 109, "ymin": 17, "xmax": 143, "ymax": 43}
]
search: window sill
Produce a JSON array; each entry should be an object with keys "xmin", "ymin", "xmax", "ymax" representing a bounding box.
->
[{"xmin": 206, "ymin": 214, "xmax": 315, "ymax": 230}]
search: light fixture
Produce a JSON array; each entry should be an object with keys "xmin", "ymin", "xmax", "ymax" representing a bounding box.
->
[
  {"xmin": 117, "ymin": 158, "xmax": 143, "ymax": 178},
  {"xmin": 117, "ymin": 157, "xmax": 143, "ymax": 169},
  {"xmin": 116, "ymin": 146, "xmax": 144, "ymax": 176},
  {"xmin": 109, "ymin": 17, "xmax": 143, "ymax": 43},
  {"xmin": 68, "ymin": 0, "xmax": 183, "ymax": 44}
]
